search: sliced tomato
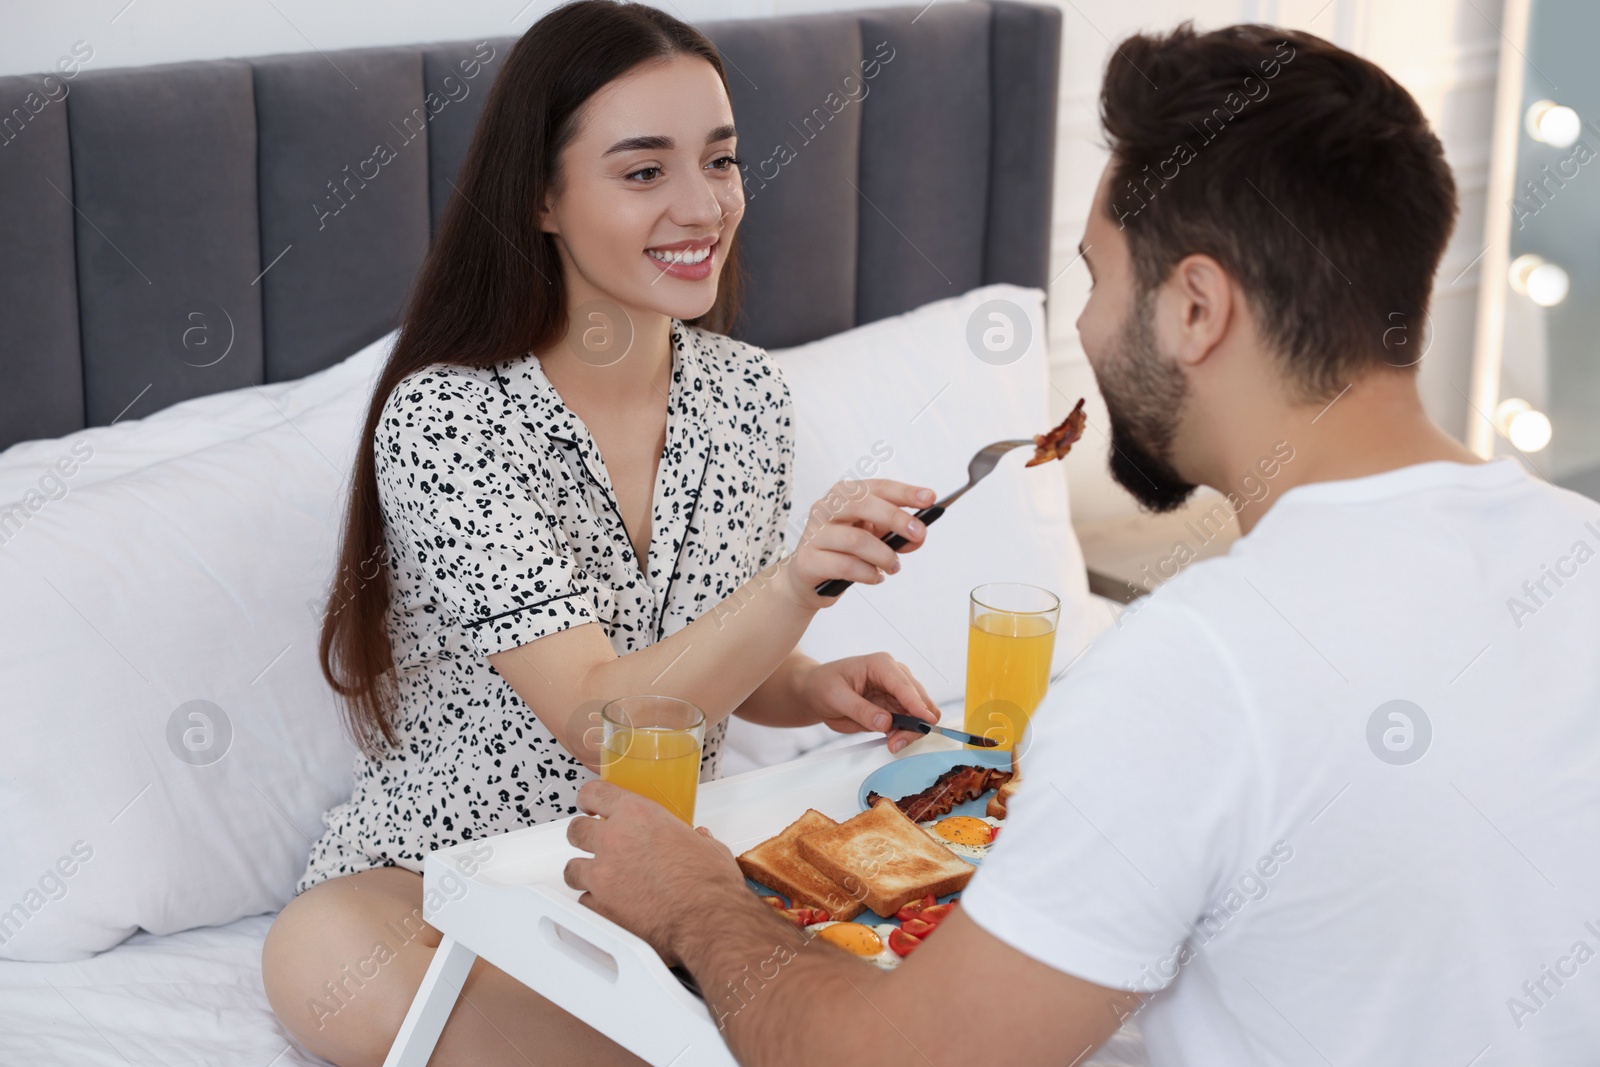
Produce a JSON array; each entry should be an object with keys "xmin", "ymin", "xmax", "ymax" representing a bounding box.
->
[
  {"xmin": 920, "ymin": 902, "xmax": 957, "ymax": 926},
  {"xmin": 759, "ymin": 894, "xmax": 787, "ymax": 909},
  {"xmin": 899, "ymin": 918, "xmax": 936, "ymax": 939},
  {"xmin": 887, "ymin": 928, "xmax": 923, "ymax": 957},
  {"xmin": 811, "ymin": 908, "xmax": 831, "ymax": 924},
  {"xmin": 779, "ymin": 907, "xmax": 818, "ymax": 928},
  {"xmin": 894, "ymin": 894, "xmax": 937, "ymax": 923},
  {"xmin": 988, "ymin": 825, "xmax": 1001, "ymax": 842}
]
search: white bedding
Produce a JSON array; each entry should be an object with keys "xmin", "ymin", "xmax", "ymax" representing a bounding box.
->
[{"xmin": 0, "ymin": 912, "xmax": 329, "ymax": 1066}]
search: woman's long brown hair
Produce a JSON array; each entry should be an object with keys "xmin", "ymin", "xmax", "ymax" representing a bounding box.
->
[{"xmin": 319, "ymin": 0, "xmax": 744, "ymax": 759}]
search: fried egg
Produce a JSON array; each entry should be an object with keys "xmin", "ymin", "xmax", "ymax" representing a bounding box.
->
[
  {"xmin": 804, "ymin": 920, "xmax": 904, "ymax": 969},
  {"xmin": 918, "ymin": 814, "xmax": 1001, "ymax": 860}
]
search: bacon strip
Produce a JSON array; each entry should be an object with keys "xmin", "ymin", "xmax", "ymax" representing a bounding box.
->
[
  {"xmin": 867, "ymin": 765, "xmax": 1013, "ymax": 823},
  {"xmin": 1025, "ymin": 397, "xmax": 1087, "ymax": 467}
]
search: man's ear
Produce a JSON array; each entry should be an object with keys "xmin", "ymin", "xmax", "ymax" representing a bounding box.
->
[{"xmin": 1162, "ymin": 252, "xmax": 1233, "ymax": 369}]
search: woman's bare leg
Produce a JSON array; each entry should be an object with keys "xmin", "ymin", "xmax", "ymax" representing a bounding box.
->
[{"xmin": 262, "ymin": 865, "xmax": 649, "ymax": 1067}]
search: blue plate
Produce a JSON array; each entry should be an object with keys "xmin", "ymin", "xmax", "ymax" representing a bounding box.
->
[{"xmin": 743, "ymin": 749, "xmax": 1013, "ymax": 923}]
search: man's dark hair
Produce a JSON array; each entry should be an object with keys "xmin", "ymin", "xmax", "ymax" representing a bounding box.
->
[{"xmin": 1100, "ymin": 22, "xmax": 1458, "ymax": 400}]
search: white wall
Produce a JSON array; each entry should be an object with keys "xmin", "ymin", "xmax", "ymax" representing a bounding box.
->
[
  {"xmin": 3, "ymin": 1, "xmax": 883, "ymax": 76},
  {"xmin": 3, "ymin": 0, "xmax": 1502, "ymax": 525}
]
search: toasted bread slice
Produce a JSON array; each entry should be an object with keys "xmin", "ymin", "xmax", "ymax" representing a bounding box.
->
[
  {"xmin": 796, "ymin": 798, "xmax": 975, "ymax": 917},
  {"xmin": 737, "ymin": 809, "xmax": 867, "ymax": 921},
  {"xmin": 986, "ymin": 777, "xmax": 1021, "ymax": 819},
  {"xmin": 987, "ymin": 748, "xmax": 1022, "ymax": 819}
]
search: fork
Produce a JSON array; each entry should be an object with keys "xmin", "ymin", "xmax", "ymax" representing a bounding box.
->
[{"xmin": 813, "ymin": 438, "xmax": 1035, "ymax": 597}]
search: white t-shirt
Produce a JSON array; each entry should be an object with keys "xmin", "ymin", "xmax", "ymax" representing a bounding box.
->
[{"xmin": 963, "ymin": 458, "xmax": 1600, "ymax": 1066}]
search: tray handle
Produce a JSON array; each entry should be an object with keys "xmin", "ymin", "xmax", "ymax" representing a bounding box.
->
[
  {"xmin": 540, "ymin": 914, "xmax": 620, "ymax": 983},
  {"xmin": 520, "ymin": 883, "xmax": 686, "ymax": 993}
]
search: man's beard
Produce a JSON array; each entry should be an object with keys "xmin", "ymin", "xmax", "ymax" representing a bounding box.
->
[{"xmin": 1095, "ymin": 288, "xmax": 1198, "ymax": 513}]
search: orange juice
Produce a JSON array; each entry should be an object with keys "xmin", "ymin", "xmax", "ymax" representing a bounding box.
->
[
  {"xmin": 964, "ymin": 611, "xmax": 1056, "ymax": 750},
  {"xmin": 600, "ymin": 726, "xmax": 701, "ymax": 824}
]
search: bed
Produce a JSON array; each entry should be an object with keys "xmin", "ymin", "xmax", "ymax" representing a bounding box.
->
[{"xmin": 0, "ymin": 3, "xmax": 1145, "ymax": 1063}]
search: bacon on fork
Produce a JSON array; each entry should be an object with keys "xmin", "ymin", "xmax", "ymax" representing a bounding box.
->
[
  {"xmin": 867, "ymin": 764, "xmax": 1013, "ymax": 823},
  {"xmin": 1026, "ymin": 397, "xmax": 1087, "ymax": 467}
]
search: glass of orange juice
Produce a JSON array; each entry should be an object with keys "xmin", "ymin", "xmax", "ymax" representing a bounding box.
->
[
  {"xmin": 599, "ymin": 695, "xmax": 705, "ymax": 825},
  {"xmin": 963, "ymin": 583, "xmax": 1060, "ymax": 751}
]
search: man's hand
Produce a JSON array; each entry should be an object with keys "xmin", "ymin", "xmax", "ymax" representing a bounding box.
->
[
  {"xmin": 798, "ymin": 652, "xmax": 939, "ymax": 753},
  {"xmin": 564, "ymin": 779, "xmax": 749, "ymax": 966}
]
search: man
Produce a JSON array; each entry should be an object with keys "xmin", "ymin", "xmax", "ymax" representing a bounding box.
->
[{"xmin": 564, "ymin": 22, "xmax": 1600, "ymax": 1066}]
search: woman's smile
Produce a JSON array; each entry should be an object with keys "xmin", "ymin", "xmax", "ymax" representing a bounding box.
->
[{"xmin": 645, "ymin": 235, "xmax": 719, "ymax": 281}]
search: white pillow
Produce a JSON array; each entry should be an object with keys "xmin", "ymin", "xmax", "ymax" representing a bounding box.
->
[
  {"xmin": 0, "ymin": 335, "xmax": 393, "ymax": 510},
  {"xmin": 0, "ymin": 333, "xmax": 392, "ymax": 961},
  {"xmin": 776, "ymin": 284, "xmax": 1103, "ymax": 706}
]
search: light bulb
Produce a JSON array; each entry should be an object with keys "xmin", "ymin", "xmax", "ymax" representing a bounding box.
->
[
  {"xmin": 1508, "ymin": 254, "xmax": 1570, "ymax": 307},
  {"xmin": 1527, "ymin": 262, "xmax": 1570, "ymax": 307},
  {"xmin": 1508, "ymin": 253, "xmax": 1542, "ymax": 292},
  {"xmin": 1495, "ymin": 398, "xmax": 1553, "ymax": 453},
  {"xmin": 1509, "ymin": 410, "xmax": 1553, "ymax": 452},
  {"xmin": 1526, "ymin": 100, "xmax": 1582, "ymax": 148}
]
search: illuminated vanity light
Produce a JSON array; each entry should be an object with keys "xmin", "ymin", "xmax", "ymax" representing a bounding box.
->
[
  {"xmin": 1508, "ymin": 253, "xmax": 1571, "ymax": 307},
  {"xmin": 1527, "ymin": 263, "xmax": 1570, "ymax": 307},
  {"xmin": 1495, "ymin": 398, "xmax": 1554, "ymax": 453},
  {"xmin": 1525, "ymin": 100, "xmax": 1582, "ymax": 149}
]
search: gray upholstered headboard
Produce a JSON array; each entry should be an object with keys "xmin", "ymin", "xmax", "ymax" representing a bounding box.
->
[{"xmin": 0, "ymin": 1, "xmax": 1060, "ymax": 453}]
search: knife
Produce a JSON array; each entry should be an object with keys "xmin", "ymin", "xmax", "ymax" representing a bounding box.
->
[{"xmin": 889, "ymin": 712, "xmax": 1000, "ymax": 748}]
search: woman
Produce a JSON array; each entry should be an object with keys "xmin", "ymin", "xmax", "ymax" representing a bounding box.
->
[{"xmin": 261, "ymin": 2, "xmax": 939, "ymax": 1063}]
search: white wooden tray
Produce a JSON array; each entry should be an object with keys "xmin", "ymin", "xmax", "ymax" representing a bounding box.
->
[{"xmin": 415, "ymin": 733, "xmax": 962, "ymax": 1066}]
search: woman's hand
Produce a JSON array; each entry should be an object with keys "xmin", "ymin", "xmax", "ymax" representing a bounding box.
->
[
  {"xmin": 796, "ymin": 652, "xmax": 941, "ymax": 753},
  {"xmin": 778, "ymin": 478, "xmax": 935, "ymax": 608}
]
